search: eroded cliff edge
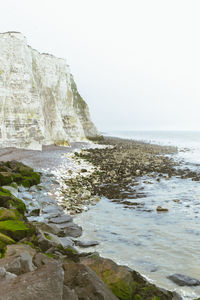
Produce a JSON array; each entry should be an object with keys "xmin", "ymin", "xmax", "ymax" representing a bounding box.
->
[{"xmin": 0, "ymin": 31, "xmax": 98, "ymax": 150}]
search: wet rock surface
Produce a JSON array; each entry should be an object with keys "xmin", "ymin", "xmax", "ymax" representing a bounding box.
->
[
  {"xmin": 80, "ymin": 253, "xmax": 174, "ymax": 300},
  {"xmin": 168, "ymin": 274, "xmax": 200, "ymax": 286}
]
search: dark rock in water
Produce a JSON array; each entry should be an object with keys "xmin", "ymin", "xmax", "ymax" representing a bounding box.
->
[
  {"xmin": 63, "ymin": 262, "xmax": 118, "ymax": 300},
  {"xmin": 76, "ymin": 240, "xmax": 99, "ymax": 247},
  {"xmin": 49, "ymin": 214, "xmax": 72, "ymax": 224},
  {"xmin": 156, "ymin": 206, "xmax": 169, "ymax": 212},
  {"xmin": 168, "ymin": 273, "xmax": 200, "ymax": 286}
]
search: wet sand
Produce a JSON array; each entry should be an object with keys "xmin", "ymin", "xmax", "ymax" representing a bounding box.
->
[{"xmin": 0, "ymin": 143, "xmax": 88, "ymax": 170}]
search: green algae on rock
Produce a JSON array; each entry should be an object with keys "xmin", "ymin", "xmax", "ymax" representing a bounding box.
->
[
  {"xmin": 0, "ymin": 187, "xmax": 26, "ymax": 214},
  {"xmin": 0, "ymin": 161, "xmax": 41, "ymax": 187},
  {"xmin": 0, "ymin": 220, "xmax": 32, "ymax": 241},
  {"xmin": 0, "ymin": 232, "xmax": 15, "ymax": 257},
  {"xmin": 80, "ymin": 254, "xmax": 173, "ymax": 300},
  {"xmin": 0, "ymin": 207, "xmax": 20, "ymax": 221}
]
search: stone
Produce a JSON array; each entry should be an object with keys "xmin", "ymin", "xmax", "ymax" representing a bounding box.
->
[
  {"xmin": 42, "ymin": 204, "xmax": 63, "ymax": 215},
  {"xmin": 0, "ymin": 220, "xmax": 32, "ymax": 241},
  {"xmin": 58, "ymin": 222, "xmax": 82, "ymax": 238},
  {"xmin": 0, "ymin": 244, "xmax": 36, "ymax": 275},
  {"xmin": 29, "ymin": 186, "xmax": 38, "ymax": 192},
  {"xmin": 20, "ymin": 192, "xmax": 33, "ymax": 201},
  {"xmin": 0, "ymin": 208, "xmax": 20, "ymax": 221},
  {"xmin": 0, "ymin": 232, "xmax": 15, "ymax": 254},
  {"xmin": 27, "ymin": 215, "xmax": 47, "ymax": 223},
  {"xmin": 0, "ymin": 32, "xmax": 98, "ymax": 150},
  {"xmin": 33, "ymin": 253, "xmax": 53, "ymax": 268},
  {"xmin": 28, "ymin": 208, "xmax": 40, "ymax": 216},
  {"xmin": 63, "ymin": 285, "xmax": 78, "ymax": 300},
  {"xmin": 0, "ymin": 267, "xmax": 17, "ymax": 280},
  {"xmin": 44, "ymin": 232, "xmax": 74, "ymax": 249},
  {"xmin": 5, "ymin": 244, "xmax": 36, "ymax": 258},
  {"xmin": 4, "ymin": 252, "xmax": 36, "ymax": 275},
  {"xmin": 37, "ymin": 230, "xmax": 56, "ymax": 252},
  {"xmin": 34, "ymin": 222, "xmax": 63, "ymax": 236},
  {"xmin": 82, "ymin": 190, "xmax": 91, "ymax": 199},
  {"xmin": 0, "ymin": 261, "xmax": 64, "ymax": 300},
  {"xmin": 63, "ymin": 262, "xmax": 118, "ymax": 300},
  {"xmin": 2, "ymin": 186, "xmax": 18, "ymax": 198},
  {"xmin": 18, "ymin": 186, "xmax": 28, "ymax": 193},
  {"xmin": 173, "ymin": 199, "xmax": 180, "ymax": 203},
  {"xmin": 156, "ymin": 206, "xmax": 169, "ymax": 212},
  {"xmin": 49, "ymin": 214, "xmax": 72, "ymax": 224},
  {"xmin": 168, "ymin": 273, "xmax": 200, "ymax": 286},
  {"xmin": 76, "ymin": 240, "xmax": 99, "ymax": 247},
  {"xmin": 0, "ymin": 187, "xmax": 26, "ymax": 214}
]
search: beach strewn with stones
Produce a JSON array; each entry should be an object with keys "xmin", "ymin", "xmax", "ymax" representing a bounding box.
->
[
  {"xmin": 0, "ymin": 138, "xmax": 191, "ymax": 299},
  {"xmin": 0, "ymin": 137, "xmax": 200, "ymax": 299}
]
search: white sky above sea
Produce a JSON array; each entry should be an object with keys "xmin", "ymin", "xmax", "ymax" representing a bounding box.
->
[{"xmin": 0, "ymin": 0, "xmax": 200, "ymax": 131}]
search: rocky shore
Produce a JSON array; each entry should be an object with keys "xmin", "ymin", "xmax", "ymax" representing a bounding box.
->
[
  {"xmin": 0, "ymin": 139, "xmax": 199, "ymax": 299},
  {"xmin": 59, "ymin": 137, "xmax": 200, "ymax": 213}
]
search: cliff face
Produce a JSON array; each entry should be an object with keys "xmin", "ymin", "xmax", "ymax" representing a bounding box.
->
[{"xmin": 0, "ymin": 32, "xmax": 98, "ymax": 150}]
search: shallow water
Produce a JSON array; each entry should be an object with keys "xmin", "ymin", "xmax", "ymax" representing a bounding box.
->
[
  {"xmin": 75, "ymin": 131, "xmax": 200, "ymax": 299},
  {"xmin": 75, "ymin": 175, "xmax": 200, "ymax": 299}
]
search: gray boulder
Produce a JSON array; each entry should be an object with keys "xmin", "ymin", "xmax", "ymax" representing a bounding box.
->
[
  {"xmin": 58, "ymin": 222, "xmax": 82, "ymax": 238},
  {"xmin": 63, "ymin": 286, "xmax": 78, "ymax": 300},
  {"xmin": 49, "ymin": 214, "xmax": 73, "ymax": 224},
  {"xmin": 45, "ymin": 233, "xmax": 74, "ymax": 249},
  {"xmin": 76, "ymin": 240, "xmax": 99, "ymax": 247},
  {"xmin": 168, "ymin": 273, "xmax": 200, "ymax": 286},
  {"xmin": 37, "ymin": 230, "xmax": 57, "ymax": 252},
  {"xmin": 0, "ymin": 261, "xmax": 64, "ymax": 300},
  {"xmin": 0, "ymin": 267, "xmax": 17, "ymax": 280},
  {"xmin": 5, "ymin": 252, "xmax": 36, "ymax": 275}
]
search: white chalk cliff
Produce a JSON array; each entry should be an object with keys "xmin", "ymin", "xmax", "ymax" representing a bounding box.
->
[{"xmin": 0, "ymin": 32, "xmax": 98, "ymax": 150}]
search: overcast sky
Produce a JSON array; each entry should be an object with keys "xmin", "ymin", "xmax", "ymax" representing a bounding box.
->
[{"xmin": 1, "ymin": 0, "xmax": 200, "ymax": 131}]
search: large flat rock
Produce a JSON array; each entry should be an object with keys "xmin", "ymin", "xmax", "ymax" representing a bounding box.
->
[{"xmin": 0, "ymin": 261, "xmax": 64, "ymax": 300}]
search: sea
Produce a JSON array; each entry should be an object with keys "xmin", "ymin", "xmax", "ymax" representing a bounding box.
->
[{"xmin": 74, "ymin": 131, "xmax": 200, "ymax": 299}]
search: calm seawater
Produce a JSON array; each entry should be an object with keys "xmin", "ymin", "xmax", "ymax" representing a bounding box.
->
[{"xmin": 75, "ymin": 131, "xmax": 200, "ymax": 299}]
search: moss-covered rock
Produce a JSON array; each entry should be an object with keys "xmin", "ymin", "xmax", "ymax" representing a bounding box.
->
[
  {"xmin": 0, "ymin": 232, "xmax": 15, "ymax": 244},
  {"xmin": 0, "ymin": 220, "xmax": 33, "ymax": 241},
  {"xmin": 0, "ymin": 208, "xmax": 20, "ymax": 221},
  {"xmin": 0, "ymin": 232, "xmax": 15, "ymax": 258},
  {"xmin": 80, "ymin": 254, "xmax": 173, "ymax": 300},
  {"xmin": 0, "ymin": 187, "xmax": 26, "ymax": 214},
  {"xmin": 0, "ymin": 161, "xmax": 40, "ymax": 187},
  {"xmin": 0, "ymin": 172, "xmax": 14, "ymax": 186}
]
